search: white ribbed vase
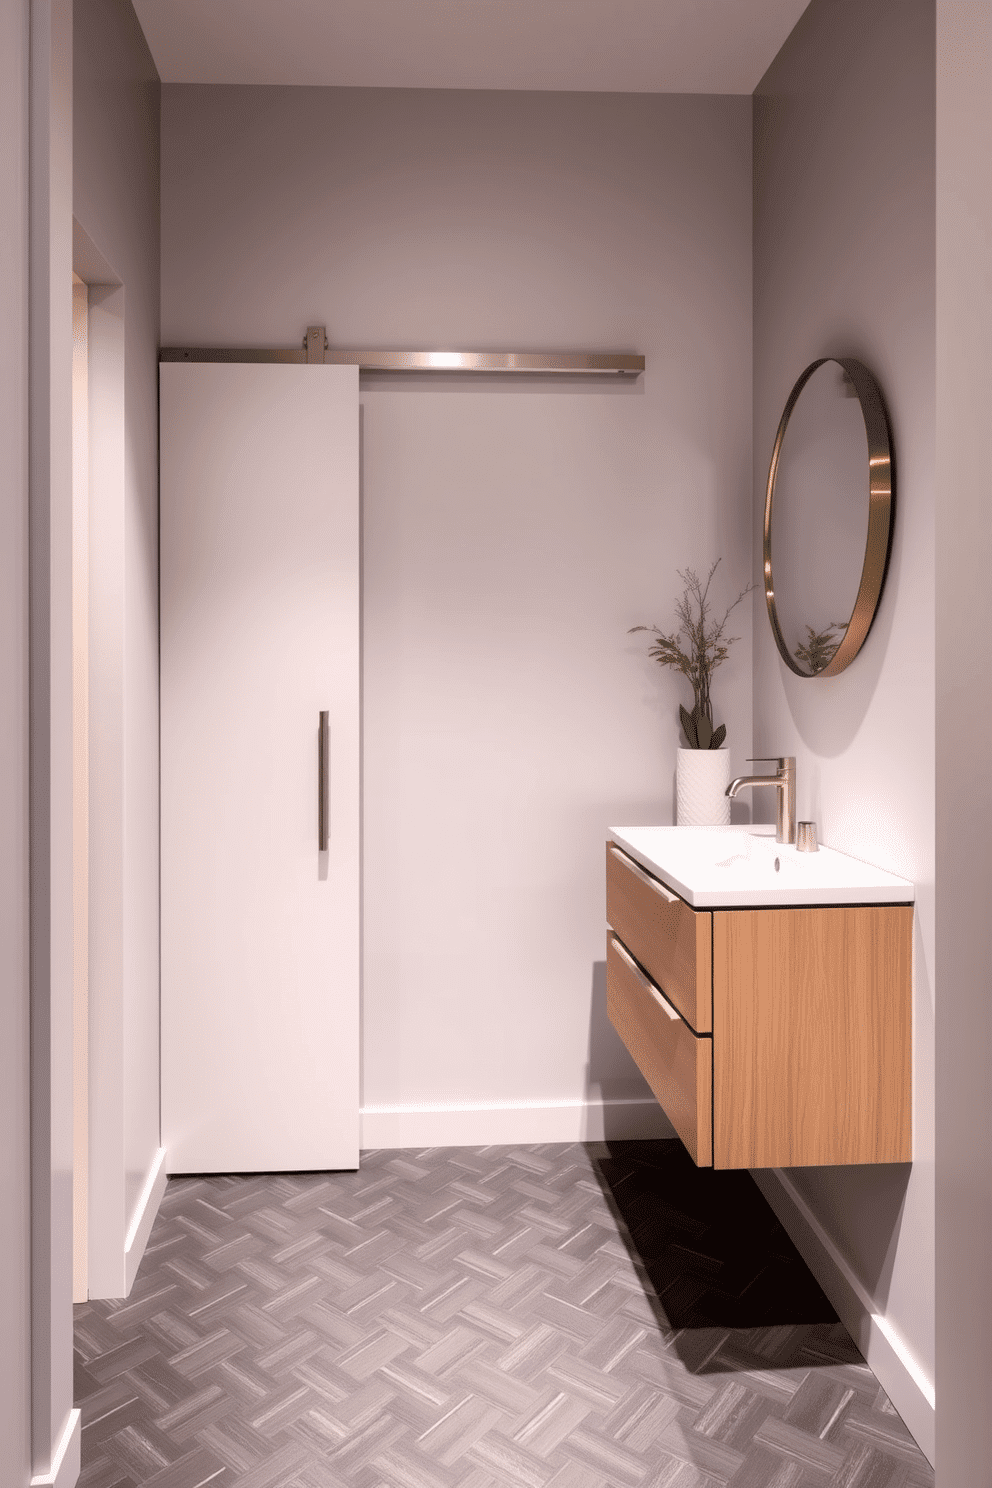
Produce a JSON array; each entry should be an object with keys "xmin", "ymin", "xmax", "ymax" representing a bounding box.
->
[{"xmin": 676, "ymin": 747, "xmax": 731, "ymax": 827}]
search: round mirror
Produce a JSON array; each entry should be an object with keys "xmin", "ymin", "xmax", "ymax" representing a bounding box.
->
[{"xmin": 763, "ymin": 357, "xmax": 893, "ymax": 677}]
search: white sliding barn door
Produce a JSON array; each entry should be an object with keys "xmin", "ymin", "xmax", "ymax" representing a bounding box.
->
[{"xmin": 160, "ymin": 363, "xmax": 359, "ymax": 1173}]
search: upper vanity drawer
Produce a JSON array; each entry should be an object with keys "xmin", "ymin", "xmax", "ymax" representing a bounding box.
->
[{"xmin": 606, "ymin": 842, "xmax": 712, "ymax": 1032}]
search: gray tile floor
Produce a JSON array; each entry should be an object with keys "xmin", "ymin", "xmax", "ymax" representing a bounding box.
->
[{"xmin": 74, "ymin": 1140, "xmax": 934, "ymax": 1487}]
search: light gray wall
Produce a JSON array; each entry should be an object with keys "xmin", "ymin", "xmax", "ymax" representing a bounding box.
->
[
  {"xmin": 161, "ymin": 85, "xmax": 753, "ymax": 1138},
  {"xmin": 935, "ymin": 6, "xmax": 992, "ymax": 1481},
  {"xmin": 30, "ymin": 0, "xmax": 78, "ymax": 1472},
  {"xmin": 2, "ymin": 0, "xmax": 33, "ymax": 1476},
  {"xmin": 752, "ymin": 0, "xmax": 935, "ymax": 1433},
  {"xmin": 74, "ymin": 0, "xmax": 161, "ymax": 1230}
]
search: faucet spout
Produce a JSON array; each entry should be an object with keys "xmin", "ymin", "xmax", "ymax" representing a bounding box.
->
[
  {"xmin": 727, "ymin": 773, "xmax": 780, "ymax": 798},
  {"xmin": 724, "ymin": 756, "xmax": 796, "ymax": 845}
]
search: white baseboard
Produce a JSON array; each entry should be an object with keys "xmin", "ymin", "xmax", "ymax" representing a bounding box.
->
[
  {"xmin": 752, "ymin": 1167, "xmax": 934, "ymax": 1469},
  {"xmin": 31, "ymin": 1408, "xmax": 80, "ymax": 1488},
  {"xmin": 360, "ymin": 1097, "xmax": 674, "ymax": 1149},
  {"xmin": 124, "ymin": 1146, "xmax": 168, "ymax": 1294}
]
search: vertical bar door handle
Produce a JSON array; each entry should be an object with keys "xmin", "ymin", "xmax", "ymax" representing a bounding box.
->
[{"xmin": 318, "ymin": 710, "xmax": 330, "ymax": 850}]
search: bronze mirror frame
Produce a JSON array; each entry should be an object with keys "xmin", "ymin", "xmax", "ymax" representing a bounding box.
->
[{"xmin": 763, "ymin": 356, "xmax": 894, "ymax": 678}]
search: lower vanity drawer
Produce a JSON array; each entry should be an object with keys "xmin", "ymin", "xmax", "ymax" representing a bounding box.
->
[{"xmin": 606, "ymin": 932, "xmax": 712, "ymax": 1166}]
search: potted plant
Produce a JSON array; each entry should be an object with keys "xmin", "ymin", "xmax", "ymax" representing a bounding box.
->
[{"xmin": 630, "ymin": 560, "xmax": 753, "ymax": 825}]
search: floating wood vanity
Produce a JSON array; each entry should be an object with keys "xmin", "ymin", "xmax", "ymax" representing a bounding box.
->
[{"xmin": 605, "ymin": 830, "xmax": 914, "ymax": 1169}]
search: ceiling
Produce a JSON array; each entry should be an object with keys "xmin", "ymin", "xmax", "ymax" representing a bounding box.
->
[{"xmin": 131, "ymin": 0, "xmax": 811, "ymax": 94}]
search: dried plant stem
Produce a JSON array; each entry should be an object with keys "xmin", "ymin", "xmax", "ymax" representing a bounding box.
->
[{"xmin": 629, "ymin": 559, "xmax": 754, "ymax": 748}]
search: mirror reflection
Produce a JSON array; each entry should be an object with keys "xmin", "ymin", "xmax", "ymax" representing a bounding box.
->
[{"xmin": 764, "ymin": 357, "xmax": 893, "ymax": 679}]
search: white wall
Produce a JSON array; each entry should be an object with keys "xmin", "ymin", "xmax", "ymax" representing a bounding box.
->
[
  {"xmin": 935, "ymin": 5, "xmax": 992, "ymax": 1483},
  {"xmin": 161, "ymin": 85, "xmax": 754, "ymax": 1143},
  {"xmin": 1, "ymin": 0, "xmax": 34, "ymax": 1476},
  {"xmin": 29, "ymin": 0, "xmax": 80, "ymax": 1477},
  {"xmin": 73, "ymin": 0, "xmax": 163, "ymax": 1288},
  {"xmin": 751, "ymin": 0, "xmax": 935, "ymax": 1461}
]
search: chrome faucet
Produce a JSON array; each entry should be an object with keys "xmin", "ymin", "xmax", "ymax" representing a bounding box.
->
[{"xmin": 726, "ymin": 757, "xmax": 796, "ymax": 845}]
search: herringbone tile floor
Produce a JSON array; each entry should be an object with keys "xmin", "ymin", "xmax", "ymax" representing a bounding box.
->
[{"xmin": 74, "ymin": 1140, "xmax": 934, "ymax": 1487}]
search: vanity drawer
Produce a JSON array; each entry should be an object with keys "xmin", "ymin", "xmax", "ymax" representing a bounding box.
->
[
  {"xmin": 607, "ymin": 934, "xmax": 712, "ymax": 1166},
  {"xmin": 606, "ymin": 842, "xmax": 712, "ymax": 1032}
]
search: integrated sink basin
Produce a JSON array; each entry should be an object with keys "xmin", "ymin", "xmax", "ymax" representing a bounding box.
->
[{"xmin": 608, "ymin": 824, "xmax": 914, "ymax": 908}]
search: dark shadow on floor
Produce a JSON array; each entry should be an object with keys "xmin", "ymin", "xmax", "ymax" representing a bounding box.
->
[{"xmin": 585, "ymin": 1137, "xmax": 861, "ymax": 1375}]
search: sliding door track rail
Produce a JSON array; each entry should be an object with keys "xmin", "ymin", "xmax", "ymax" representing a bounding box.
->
[{"xmin": 160, "ymin": 327, "xmax": 644, "ymax": 377}]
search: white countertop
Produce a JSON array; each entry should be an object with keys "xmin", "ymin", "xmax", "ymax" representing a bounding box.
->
[{"xmin": 608, "ymin": 824, "xmax": 915, "ymax": 908}]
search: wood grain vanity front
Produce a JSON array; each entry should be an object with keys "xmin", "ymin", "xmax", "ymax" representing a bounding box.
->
[
  {"xmin": 712, "ymin": 906, "xmax": 913, "ymax": 1169},
  {"xmin": 605, "ymin": 843, "xmax": 712, "ymax": 1032},
  {"xmin": 605, "ymin": 838, "xmax": 913, "ymax": 1169},
  {"xmin": 606, "ymin": 934, "xmax": 712, "ymax": 1166}
]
